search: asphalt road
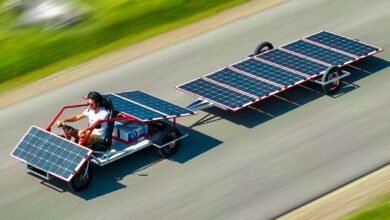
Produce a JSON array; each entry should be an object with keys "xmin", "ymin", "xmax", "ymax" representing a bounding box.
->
[{"xmin": 1, "ymin": 0, "xmax": 389, "ymax": 219}]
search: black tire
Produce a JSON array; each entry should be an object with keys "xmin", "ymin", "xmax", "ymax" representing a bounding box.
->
[
  {"xmin": 254, "ymin": 42, "xmax": 274, "ymax": 55},
  {"xmin": 70, "ymin": 161, "xmax": 92, "ymax": 192},
  {"xmin": 322, "ymin": 66, "xmax": 342, "ymax": 94},
  {"xmin": 156, "ymin": 128, "xmax": 181, "ymax": 158}
]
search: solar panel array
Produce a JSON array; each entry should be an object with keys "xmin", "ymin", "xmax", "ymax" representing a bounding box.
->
[
  {"xmin": 232, "ymin": 59, "xmax": 306, "ymax": 87},
  {"xmin": 205, "ymin": 68, "xmax": 281, "ymax": 98},
  {"xmin": 177, "ymin": 31, "xmax": 382, "ymax": 111},
  {"xmin": 258, "ymin": 49, "xmax": 328, "ymax": 76},
  {"xmin": 281, "ymin": 40, "xmax": 354, "ymax": 66},
  {"xmin": 10, "ymin": 126, "xmax": 92, "ymax": 182},
  {"xmin": 179, "ymin": 78, "xmax": 254, "ymax": 109},
  {"xmin": 305, "ymin": 31, "xmax": 379, "ymax": 57},
  {"xmin": 106, "ymin": 91, "xmax": 195, "ymax": 121}
]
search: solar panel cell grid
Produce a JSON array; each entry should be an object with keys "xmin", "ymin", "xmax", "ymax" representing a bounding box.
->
[
  {"xmin": 106, "ymin": 94, "xmax": 165, "ymax": 121},
  {"xmin": 258, "ymin": 49, "xmax": 328, "ymax": 76},
  {"xmin": 282, "ymin": 40, "xmax": 355, "ymax": 66},
  {"xmin": 233, "ymin": 59, "xmax": 307, "ymax": 87},
  {"xmin": 11, "ymin": 126, "xmax": 91, "ymax": 181},
  {"xmin": 115, "ymin": 91, "xmax": 193, "ymax": 117},
  {"xmin": 306, "ymin": 31, "xmax": 379, "ymax": 57},
  {"xmin": 178, "ymin": 78, "xmax": 254, "ymax": 110},
  {"xmin": 205, "ymin": 68, "xmax": 281, "ymax": 97}
]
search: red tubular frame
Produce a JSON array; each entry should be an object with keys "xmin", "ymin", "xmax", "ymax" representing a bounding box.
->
[
  {"xmin": 46, "ymin": 103, "xmax": 89, "ymax": 131},
  {"xmin": 79, "ymin": 116, "xmax": 179, "ymax": 146},
  {"xmin": 47, "ymin": 98, "xmax": 188, "ymax": 147}
]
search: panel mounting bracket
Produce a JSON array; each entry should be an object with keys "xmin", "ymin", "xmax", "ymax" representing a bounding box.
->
[
  {"xmin": 186, "ymin": 99, "xmax": 216, "ymax": 111},
  {"xmin": 311, "ymin": 70, "xmax": 351, "ymax": 85},
  {"xmin": 27, "ymin": 164, "xmax": 51, "ymax": 180}
]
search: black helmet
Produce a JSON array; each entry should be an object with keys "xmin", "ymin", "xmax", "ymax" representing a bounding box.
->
[{"xmin": 87, "ymin": 91, "xmax": 102, "ymax": 104}]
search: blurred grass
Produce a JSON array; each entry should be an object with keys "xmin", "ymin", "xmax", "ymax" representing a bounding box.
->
[
  {"xmin": 0, "ymin": 0, "xmax": 249, "ymax": 93},
  {"xmin": 341, "ymin": 195, "xmax": 390, "ymax": 220}
]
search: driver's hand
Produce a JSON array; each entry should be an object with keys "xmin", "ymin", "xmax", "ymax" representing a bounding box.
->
[
  {"xmin": 78, "ymin": 129, "xmax": 85, "ymax": 136},
  {"xmin": 56, "ymin": 120, "xmax": 64, "ymax": 126}
]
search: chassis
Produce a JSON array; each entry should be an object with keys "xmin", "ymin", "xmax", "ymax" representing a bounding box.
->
[{"xmin": 27, "ymin": 97, "xmax": 190, "ymax": 192}]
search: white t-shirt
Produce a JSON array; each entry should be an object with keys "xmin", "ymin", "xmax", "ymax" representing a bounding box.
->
[{"xmin": 82, "ymin": 107, "xmax": 109, "ymax": 138}]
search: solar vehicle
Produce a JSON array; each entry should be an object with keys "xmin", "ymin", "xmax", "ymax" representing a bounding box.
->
[
  {"xmin": 177, "ymin": 31, "xmax": 383, "ymax": 111},
  {"xmin": 10, "ymin": 91, "xmax": 195, "ymax": 191},
  {"xmin": 9, "ymin": 31, "xmax": 383, "ymax": 193}
]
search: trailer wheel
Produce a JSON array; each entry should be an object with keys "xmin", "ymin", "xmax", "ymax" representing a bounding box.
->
[
  {"xmin": 254, "ymin": 42, "xmax": 273, "ymax": 55},
  {"xmin": 157, "ymin": 128, "xmax": 181, "ymax": 158},
  {"xmin": 70, "ymin": 161, "xmax": 92, "ymax": 192},
  {"xmin": 322, "ymin": 66, "xmax": 342, "ymax": 94}
]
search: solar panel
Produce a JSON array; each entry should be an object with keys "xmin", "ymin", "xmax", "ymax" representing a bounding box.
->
[
  {"xmin": 115, "ymin": 91, "xmax": 194, "ymax": 117},
  {"xmin": 305, "ymin": 31, "xmax": 380, "ymax": 57},
  {"xmin": 281, "ymin": 40, "xmax": 355, "ymax": 66},
  {"xmin": 204, "ymin": 68, "xmax": 281, "ymax": 98},
  {"xmin": 10, "ymin": 126, "xmax": 92, "ymax": 182},
  {"xmin": 105, "ymin": 94, "xmax": 166, "ymax": 121},
  {"xmin": 232, "ymin": 59, "xmax": 307, "ymax": 87},
  {"xmin": 258, "ymin": 49, "xmax": 328, "ymax": 76},
  {"xmin": 177, "ymin": 31, "xmax": 382, "ymax": 111},
  {"xmin": 177, "ymin": 78, "xmax": 254, "ymax": 111}
]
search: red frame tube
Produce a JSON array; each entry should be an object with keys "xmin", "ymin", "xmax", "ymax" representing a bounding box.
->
[
  {"xmin": 47, "ymin": 102, "xmax": 181, "ymax": 146},
  {"xmin": 46, "ymin": 103, "xmax": 89, "ymax": 131}
]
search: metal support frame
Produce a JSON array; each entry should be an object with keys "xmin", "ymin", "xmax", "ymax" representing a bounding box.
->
[
  {"xmin": 90, "ymin": 130, "xmax": 188, "ymax": 166},
  {"xmin": 186, "ymin": 99, "xmax": 217, "ymax": 111},
  {"xmin": 80, "ymin": 160, "xmax": 89, "ymax": 178},
  {"xmin": 152, "ymin": 132, "xmax": 189, "ymax": 149},
  {"xmin": 27, "ymin": 164, "xmax": 51, "ymax": 180},
  {"xmin": 311, "ymin": 70, "xmax": 351, "ymax": 86},
  {"xmin": 90, "ymin": 139, "xmax": 152, "ymax": 167}
]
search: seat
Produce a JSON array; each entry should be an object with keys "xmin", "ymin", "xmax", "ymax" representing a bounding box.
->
[{"xmin": 92, "ymin": 96, "xmax": 119, "ymax": 151}]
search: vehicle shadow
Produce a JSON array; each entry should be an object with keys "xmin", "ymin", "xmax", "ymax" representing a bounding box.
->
[
  {"xmin": 191, "ymin": 56, "xmax": 389, "ymax": 129},
  {"xmin": 40, "ymin": 126, "xmax": 222, "ymax": 200},
  {"xmin": 172, "ymin": 124, "xmax": 223, "ymax": 164}
]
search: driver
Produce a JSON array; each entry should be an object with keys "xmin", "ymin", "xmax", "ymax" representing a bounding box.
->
[{"xmin": 57, "ymin": 91, "xmax": 109, "ymax": 146}]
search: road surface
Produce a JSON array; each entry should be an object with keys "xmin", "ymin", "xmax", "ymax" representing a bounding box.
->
[{"xmin": 0, "ymin": 0, "xmax": 389, "ymax": 219}]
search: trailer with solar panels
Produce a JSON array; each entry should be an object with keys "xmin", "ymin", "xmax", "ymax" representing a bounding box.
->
[
  {"xmin": 177, "ymin": 31, "xmax": 383, "ymax": 111},
  {"xmin": 10, "ymin": 91, "xmax": 195, "ymax": 191}
]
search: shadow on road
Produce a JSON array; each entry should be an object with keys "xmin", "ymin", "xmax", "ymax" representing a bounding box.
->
[{"xmin": 190, "ymin": 57, "xmax": 389, "ymax": 129}]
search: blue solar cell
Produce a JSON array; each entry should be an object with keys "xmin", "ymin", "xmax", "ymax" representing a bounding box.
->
[
  {"xmin": 105, "ymin": 94, "xmax": 166, "ymax": 121},
  {"xmin": 11, "ymin": 126, "xmax": 91, "ymax": 181},
  {"xmin": 178, "ymin": 78, "xmax": 254, "ymax": 110},
  {"xmin": 233, "ymin": 59, "xmax": 307, "ymax": 86},
  {"xmin": 258, "ymin": 49, "xmax": 327, "ymax": 76},
  {"xmin": 115, "ymin": 91, "xmax": 194, "ymax": 117},
  {"xmin": 205, "ymin": 68, "xmax": 281, "ymax": 97},
  {"xmin": 306, "ymin": 31, "xmax": 379, "ymax": 57},
  {"xmin": 282, "ymin": 40, "xmax": 355, "ymax": 66}
]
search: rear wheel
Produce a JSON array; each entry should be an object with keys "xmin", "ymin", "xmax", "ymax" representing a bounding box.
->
[
  {"xmin": 70, "ymin": 161, "xmax": 92, "ymax": 192},
  {"xmin": 156, "ymin": 128, "xmax": 181, "ymax": 158},
  {"xmin": 322, "ymin": 66, "xmax": 342, "ymax": 94},
  {"xmin": 254, "ymin": 42, "xmax": 273, "ymax": 55}
]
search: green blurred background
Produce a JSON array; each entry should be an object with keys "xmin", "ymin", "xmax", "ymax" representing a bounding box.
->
[{"xmin": 0, "ymin": 0, "xmax": 248, "ymax": 92}]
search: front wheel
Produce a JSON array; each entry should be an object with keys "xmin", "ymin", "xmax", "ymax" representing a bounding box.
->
[
  {"xmin": 322, "ymin": 66, "xmax": 342, "ymax": 94},
  {"xmin": 156, "ymin": 128, "xmax": 181, "ymax": 158},
  {"xmin": 70, "ymin": 161, "xmax": 92, "ymax": 192}
]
